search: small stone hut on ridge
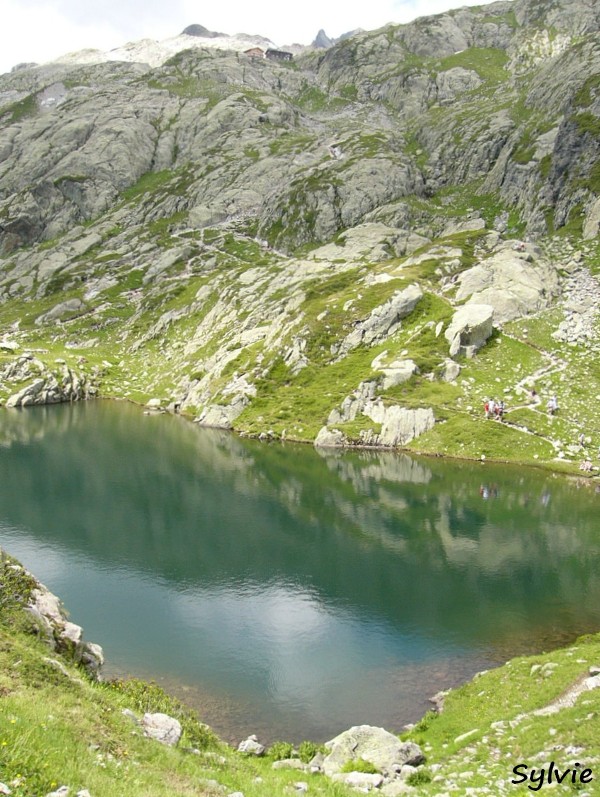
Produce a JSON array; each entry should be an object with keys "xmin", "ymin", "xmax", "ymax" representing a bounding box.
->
[{"xmin": 266, "ymin": 49, "xmax": 293, "ymax": 62}]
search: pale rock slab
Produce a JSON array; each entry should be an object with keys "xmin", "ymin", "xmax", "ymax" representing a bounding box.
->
[
  {"xmin": 445, "ymin": 304, "xmax": 494, "ymax": 358},
  {"xmin": 322, "ymin": 725, "xmax": 424, "ymax": 778},
  {"xmin": 454, "ymin": 246, "xmax": 559, "ymax": 323},
  {"xmin": 142, "ymin": 712, "xmax": 182, "ymax": 746},
  {"xmin": 338, "ymin": 285, "xmax": 422, "ymax": 356},
  {"xmin": 314, "ymin": 427, "xmax": 348, "ymax": 448},
  {"xmin": 237, "ymin": 734, "xmax": 266, "ymax": 755}
]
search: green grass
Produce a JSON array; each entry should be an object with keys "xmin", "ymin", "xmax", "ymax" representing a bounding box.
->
[
  {"xmin": 573, "ymin": 74, "xmax": 600, "ymax": 108},
  {"xmin": 410, "ymin": 413, "xmax": 556, "ymax": 461},
  {"xmin": 401, "ymin": 632, "xmax": 600, "ymax": 795},
  {"xmin": 437, "ymin": 47, "xmax": 509, "ymax": 84},
  {"xmin": 572, "ymin": 111, "xmax": 600, "ymax": 138},
  {"xmin": 121, "ymin": 171, "xmax": 175, "ymax": 201},
  {"xmin": 2, "ymin": 94, "xmax": 38, "ymax": 123}
]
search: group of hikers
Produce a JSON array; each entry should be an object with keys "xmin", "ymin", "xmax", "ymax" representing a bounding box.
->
[
  {"xmin": 483, "ymin": 390, "xmax": 560, "ymax": 420},
  {"xmin": 527, "ymin": 389, "xmax": 559, "ymax": 415},
  {"xmin": 483, "ymin": 398, "xmax": 506, "ymax": 420},
  {"xmin": 480, "ymin": 390, "xmax": 599, "ymax": 477}
]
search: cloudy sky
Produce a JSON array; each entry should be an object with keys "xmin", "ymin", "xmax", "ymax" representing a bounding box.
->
[{"xmin": 0, "ymin": 0, "xmax": 500, "ymax": 75}]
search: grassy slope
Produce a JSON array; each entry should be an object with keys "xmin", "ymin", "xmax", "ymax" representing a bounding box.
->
[{"xmin": 401, "ymin": 633, "xmax": 600, "ymax": 794}]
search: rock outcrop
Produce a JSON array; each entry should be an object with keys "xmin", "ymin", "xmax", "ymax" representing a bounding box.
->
[
  {"xmin": 317, "ymin": 376, "xmax": 436, "ymax": 448},
  {"xmin": 337, "ymin": 285, "xmax": 423, "ymax": 356},
  {"xmin": 3, "ymin": 356, "xmax": 95, "ymax": 407},
  {"xmin": 322, "ymin": 725, "xmax": 425, "ymax": 779},
  {"xmin": 453, "ymin": 244, "xmax": 560, "ymax": 323},
  {"xmin": 142, "ymin": 713, "xmax": 182, "ymax": 746},
  {"xmin": 25, "ymin": 579, "xmax": 104, "ymax": 678},
  {"xmin": 237, "ymin": 734, "xmax": 266, "ymax": 756},
  {"xmin": 445, "ymin": 305, "xmax": 495, "ymax": 358}
]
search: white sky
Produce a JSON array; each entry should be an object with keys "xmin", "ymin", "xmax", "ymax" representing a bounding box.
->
[{"xmin": 0, "ymin": 0, "xmax": 502, "ymax": 76}]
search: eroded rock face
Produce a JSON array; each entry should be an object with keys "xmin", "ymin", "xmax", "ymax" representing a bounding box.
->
[
  {"xmin": 363, "ymin": 404, "xmax": 435, "ymax": 447},
  {"xmin": 318, "ymin": 374, "xmax": 435, "ymax": 448},
  {"xmin": 314, "ymin": 427, "xmax": 347, "ymax": 447},
  {"xmin": 25, "ymin": 583, "xmax": 104, "ymax": 678},
  {"xmin": 338, "ymin": 285, "xmax": 423, "ymax": 356},
  {"xmin": 4, "ymin": 357, "xmax": 95, "ymax": 407},
  {"xmin": 322, "ymin": 725, "xmax": 424, "ymax": 778},
  {"xmin": 196, "ymin": 396, "xmax": 248, "ymax": 429},
  {"xmin": 445, "ymin": 304, "xmax": 494, "ymax": 358}
]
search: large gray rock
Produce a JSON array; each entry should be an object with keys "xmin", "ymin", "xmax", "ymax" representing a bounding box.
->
[
  {"xmin": 237, "ymin": 734, "xmax": 266, "ymax": 755},
  {"xmin": 314, "ymin": 427, "xmax": 347, "ymax": 448},
  {"xmin": 142, "ymin": 712, "xmax": 182, "ymax": 746},
  {"xmin": 441, "ymin": 358, "xmax": 461, "ymax": 383},
  {"xmin": 35, "ymin": 299, "xmax": 87, "ymax": 325},
  {"xmin": 6, "ymin": 378, "xmax": 46, "ymax": 407},
  {"xmin": 454, "ymin": 246, "xmax": 560, "ymax": 323},
  {"xmin": 377, "ymin": 358, "xmax": 419, "ymax": 390},
  {"xmin": 583, "ymin": 197, "xmax": 600, "ymax": 240},
  {"xmin": 196, "ymin": 395, "xmax": 248, "ymax": 429},
  {"xmin": 445, "ymin": 304, "xmax": 494, "ymax": 358},
  {"xmin": 322, "ymin": 725, "xmax": 424, "ymax": 779},
  {"xmin": 363, "ymin": 404, "xmax": 436, "ymax": 447}
]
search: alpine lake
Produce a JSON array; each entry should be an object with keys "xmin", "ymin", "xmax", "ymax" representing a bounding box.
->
[{"xmin": 1, "ymin": 401, "xmax": 599, "ymax": 744}]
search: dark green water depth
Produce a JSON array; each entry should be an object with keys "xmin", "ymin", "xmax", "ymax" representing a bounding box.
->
[{"xmin": 1, "ymin": 402, "xmax": 599, "ymax": 743}]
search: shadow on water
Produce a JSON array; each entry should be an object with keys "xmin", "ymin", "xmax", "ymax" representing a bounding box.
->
[{"xmin": 1, "ymin": 401, "xmax": 599, "ymax": 742}]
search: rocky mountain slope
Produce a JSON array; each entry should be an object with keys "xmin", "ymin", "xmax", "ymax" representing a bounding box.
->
[{"xmin": 0, "ymin": 0, "xmax": 599, "ymax": 468}]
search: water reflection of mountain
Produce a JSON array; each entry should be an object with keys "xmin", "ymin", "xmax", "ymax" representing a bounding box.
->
[{"xmin": 1, "ymin": 402, "xmax": 599, "ymax": 647}]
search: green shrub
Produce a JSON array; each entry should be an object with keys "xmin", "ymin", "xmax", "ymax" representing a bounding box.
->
[
  {"xmin": 572, "ymin": 111, "xmax": 600, "ymax": 138},
  {"xmin": 406, "ymin": 768, "xmax": 432, "ymax": 786},
  {"xmin": 268, "ymin": 741, "xmax": 294, "ymax": 760},
  {"xmin": 412, "ymin": 710, "xmax": 439, "ymax": 734},
  {"xmin": 341, "ymin": 757, "xmax": 380, "ymax": 774},
  {"xmin": 0, "ymin": 552, "xmax": 37, "ymax": 628},
  {"xmin": 298, "ymin": 740, "xmax": 326, "ymax": 762}
]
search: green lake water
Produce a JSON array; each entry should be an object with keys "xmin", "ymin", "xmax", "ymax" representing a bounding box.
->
[{"xmin": 1, "ymin": 401, "xmax": 599, "ymax": 743}]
